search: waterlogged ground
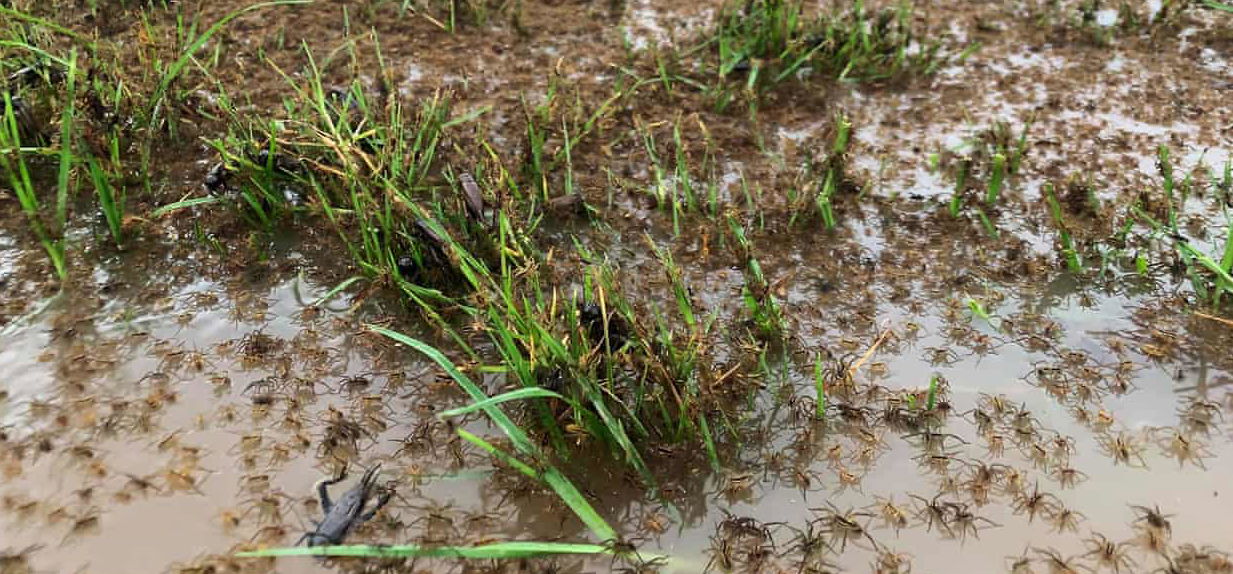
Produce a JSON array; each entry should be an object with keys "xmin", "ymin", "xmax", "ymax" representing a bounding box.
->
[{"xmin": 3, "ymin": 0, "xmax": 1233, "ymax": 573}]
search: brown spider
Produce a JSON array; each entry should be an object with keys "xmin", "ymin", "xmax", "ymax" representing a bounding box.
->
[
  {"xmin": 909, "ymin": 493, "xmax": 953, "ymax": 536},
  {"xmin": 1099, "ymin": 432, "xmax": 1147, "ymax": 468},
  {"xmin": 1130, "ymin": 504, "xmax": 1172, "ymax": 537},
  {"xmin": 1012, "ymin": 483, "xmax": 1060, "ymax": 523},
  {"xmin": 1049, "ymin": 505, "xmax": 1084, "ymax": 534},
  {"xmin": 868, "ymin": 496, "xmax": 910, "ymax": 532},
  {"xmin": 716, "ymin": 511, "xmax": 778, "ymax": 548},
  {"xmin": 779, "ymin": 521, "xmax": 834, "ymax": 574},
  {"xmin": 1158, "ymin": 428, "xmax": 1211, "ymax": 469},
  {"xmin": 1083, "ymin": 532, "xmax": 1136, "ymax": 574},
  {"xmin": 1051, "ymin": 466, "xmax": 1088, "ymax": 489},
  {"xmin": 1033, "ymin": 547, "xmax": 1084, "ymax": 574},
  {"xmin": 810, "ymin": 503, "xmax": 878, "ymax": 552},
  {"xmin": 945, "ymin": 501, "xmax": 999, "ymax": 541},
  {"xmin": 872, "ymin": 549, "xmax": 912, "ymax": 574},
  {"xmin": 1173, "ymin": 544, "xmax": 1233, "ymax": 573}
]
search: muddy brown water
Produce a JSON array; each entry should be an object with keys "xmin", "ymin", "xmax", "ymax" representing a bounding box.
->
[{"xmin": 4, "ymin": 0, "xmax": 1233, "ymax": 573}]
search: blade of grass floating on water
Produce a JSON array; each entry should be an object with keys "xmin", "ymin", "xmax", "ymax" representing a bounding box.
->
[
  {"xmin": 697, "ymin": 411, "xmax": 721, "ymax": 473},
  {"xmin": 439, "ymin": 388, "xmax": 568, "ymax": 419},
  {"xmin": 238, "ymin": 541, "xmax": 621, "ymax": 559},
  {"xmin": 313, "ymin": 275, "xmax": 364, "ymax": 307},
  {"xmin": 368, "ymin": 326, "xmax": 617, "ymax": 541}
]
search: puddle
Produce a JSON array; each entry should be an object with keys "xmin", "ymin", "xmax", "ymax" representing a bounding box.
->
[{"xmin": 3, "ymin": 0, "xmax": 1233, "ymax": 573}]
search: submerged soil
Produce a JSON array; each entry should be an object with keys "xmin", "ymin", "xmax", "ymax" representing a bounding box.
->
[{"xmin": 2, "ymin": 0, "xmax": 1233, "ymax": 573}]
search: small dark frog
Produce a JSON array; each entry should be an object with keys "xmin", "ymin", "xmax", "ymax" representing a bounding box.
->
[{"xmin": 301, "ymin": 464, "xmax": 393, "ymax": 547}]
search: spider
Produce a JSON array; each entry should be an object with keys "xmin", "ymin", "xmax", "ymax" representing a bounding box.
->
[
  {"xmin": 1033, "ymin": 547, "xmax": 1084, "ymax": 574},
  {"xmin": 909, "ymin": 493, "xmax": 953, "ymax": 536},
  {"xmin": 868, "ymin": 496, "xmax": 910, "ymax": 532},
  {"xmin": 1083, "ymin": 532, "xmax": 1135, "ymax": 574},
  {"xmin": 1051, "ymin": 466, "xmax": 1088, "ymax": 489},
  {"xmin": 1130, "ymin": 504, "xmax": 1172, "ymax": 536},
  {"xmin": 810, "ymin": 503, "xmax": 878, "ymax": 552},
  {"xmin": 872, "ymin": 549, "xmax": 913, "ymax": 574},
  {"xmin": 1049, "ymin": 505, "xmax": 1084, "ymax": 534},
  {"xmin": 1012, "ymin": 483, "xmax": 1060, "ymax": 523},
  {"xmin": 945, "ymin": 501, "xmax": 999, "ymax": 541},
  {"xmin": 1158, "ymin": 429, "xmax": 1211, "ymax": 469},
  {"xmin": 1099, "ymin": 432, "xmax": 1147, "ymax": 468}
]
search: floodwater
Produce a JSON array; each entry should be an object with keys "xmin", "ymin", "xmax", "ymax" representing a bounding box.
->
[{"xmin": 3, "ymin": 0, "xmax": 1233, "ymax": 573}]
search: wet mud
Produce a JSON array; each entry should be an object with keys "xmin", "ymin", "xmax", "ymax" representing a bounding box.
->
[{"xmin": 2, "ymin": 0, "xmax": 1233, "ymax": 573}]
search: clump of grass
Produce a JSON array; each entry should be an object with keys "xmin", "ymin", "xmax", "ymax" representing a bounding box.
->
[
  {"xmin": 398, "ymin": 0, "xmax": 518, "ymax": 32},
  {"xmin": 728, "ymin": 216, "xmax": 786, "ymax": 339},
  {"xmin": 0, "ymin": 50, "xmax": 79, "ymax": 279},
  {"xmin": 1044, "ymin": 183, "xmax": 1083, "ymax": 273},
  {"xmin": 790, "ymin": 111, "xmax": 853, "ymax": 228},
  {"xmin": 946, "ymin": 119, "xmax": 1032, "ymax": 223},
  {"xmin": 1132, "ymin": 148, "xmax": 1233, "ymax": 307},
  {"xmin": 710, "ymin": 0, "xmax": 949, "ymax": 98}
]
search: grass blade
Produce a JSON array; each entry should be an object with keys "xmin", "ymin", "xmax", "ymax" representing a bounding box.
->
[
  {"xmin": 439, "ymin": 388, "xmax": 567, "ymax": 419},
  {"xmin": 150, "ymin": 196, "xmax": 223, "ymax": 217},
  {"xmin": 238, "ymin": 541, "xmax": 621, "ymax": 559}
]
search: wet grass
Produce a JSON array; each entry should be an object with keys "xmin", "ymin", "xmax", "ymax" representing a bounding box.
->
[
  {"xmin": 0, "ymin": 58, "xmax": 74, "ymax": 278},
  {"xmin": 708, "ymin": 0, "xmax": 952, "ymax": 102},
  {"xmin": 946, "ymin": 119, "xmax": 1033, "ymax": 231},
  {"xmin": 3, "ymin": 1, "xmax": 1233, "ymax": 571}
]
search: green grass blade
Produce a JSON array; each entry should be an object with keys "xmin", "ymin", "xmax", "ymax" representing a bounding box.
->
[
  {"xmin": 56, "ymin": 50, "xmax": 78, "ymax": 237},
  {"xmin": 1204, "ymin": 0, "xmax": 1233, "ymax": 13},
  {"xmin": 439, "ymin": 388, "xmax": 567, "ymax": 418},
  {"xmin": 0, "ymin": 6, "xmax": 98, "ymax": 47},
  {"xmin": 313, "ymin": 275, "xmax": 364, "ymax": 306},
  {"xmin": 150, "ymin": 196, "xmax": 223, "ymax": 217},
  {"xmin": 238, "ymin": 541, "xmax": 619, "ymax": 559},
  {"xmin": 456, "ymin": 429, "xmax": 540, "ymax": 477}
]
